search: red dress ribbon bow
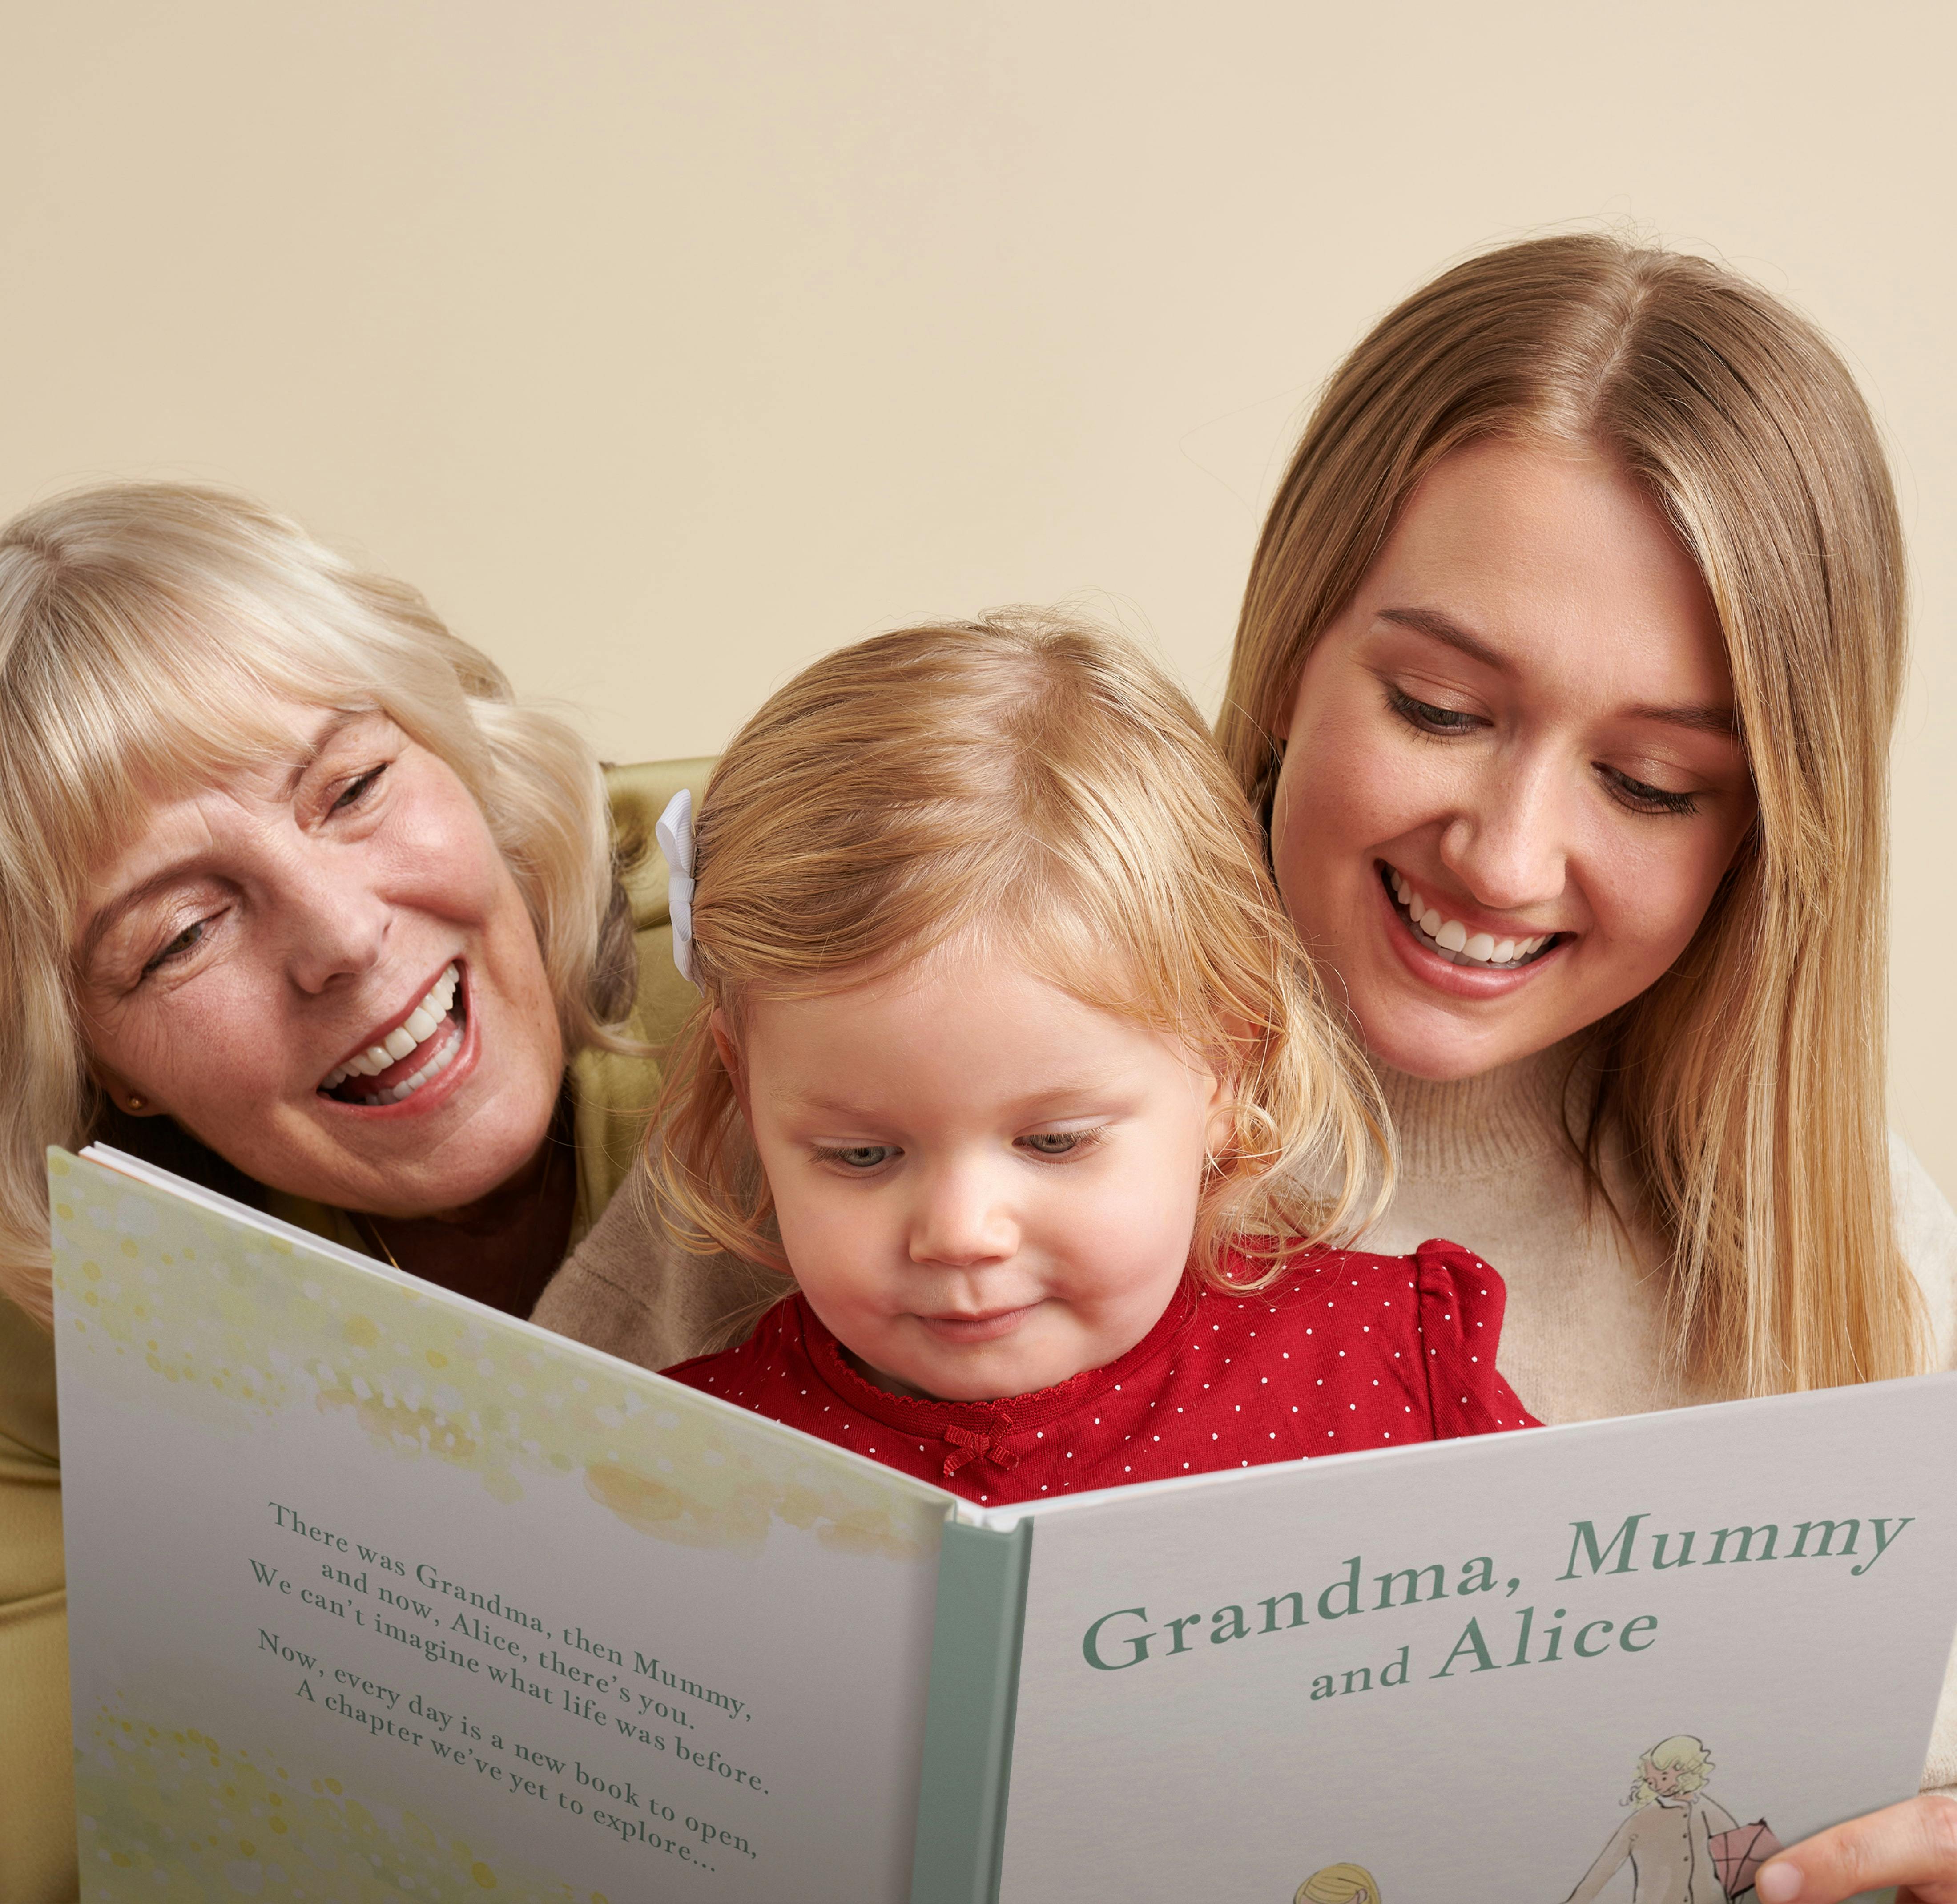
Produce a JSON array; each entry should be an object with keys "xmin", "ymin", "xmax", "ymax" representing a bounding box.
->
[{"xmin": 941, "ymin": 1412, "xmax": 1019, "ymax": 1478}]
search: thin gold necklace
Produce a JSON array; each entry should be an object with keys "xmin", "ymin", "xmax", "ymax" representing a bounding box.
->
[
  {"xmin": 357, "ymin": 1210, "xmax": 404, "ymax": 1272},
  {"xmin": 353, "ymin": 1130, "xmax": 568, "ymax": 1286}
]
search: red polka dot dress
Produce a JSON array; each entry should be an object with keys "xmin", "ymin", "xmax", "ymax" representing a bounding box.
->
[{"xmin": 661, "ymin": 1239, "xmax": 1539, "ymax": 1507}]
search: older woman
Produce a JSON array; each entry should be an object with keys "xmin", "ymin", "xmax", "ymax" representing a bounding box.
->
[{"xmin": 0, "ymin": 483, "xmax": 757, "ymax": 1900}]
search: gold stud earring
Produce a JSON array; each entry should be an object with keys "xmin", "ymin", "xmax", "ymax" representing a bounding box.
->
[{"xmin": 127, "ymin": 1095, "xmax": 146, "ymax": 1111}]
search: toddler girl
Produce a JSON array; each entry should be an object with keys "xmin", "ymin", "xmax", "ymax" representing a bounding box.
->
[{"xmin": 648, "ymin": 612, "xmax": 1537, "ymax": 1504}]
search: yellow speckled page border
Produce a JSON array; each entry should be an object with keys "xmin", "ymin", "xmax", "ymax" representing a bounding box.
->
[
  {"xmin": 52, "ymin": 1147, "xmax": 946, "ymax": 1559},
  {"xmin": 51, "ymin": 1147, "xmax": 955, "ymax": 1902},
  {"xmin": 73, "ymin": 1704, "xmax": 600, "ymax": 1902}
]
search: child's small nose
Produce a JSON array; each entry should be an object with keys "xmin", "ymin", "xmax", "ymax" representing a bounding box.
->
[{"xmin": 908, "ymin": 1169, "xmax": 1016, "ymax": 1266}]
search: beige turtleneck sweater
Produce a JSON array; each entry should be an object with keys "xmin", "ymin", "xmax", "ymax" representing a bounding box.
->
[
  {"xmin": 532, "ymin": 1041, "xmax": 1957, "ymax": 1794},
  {"xmin": 1362, "ymin": 1046, "xmax": 1957, "ymax": 1418}
]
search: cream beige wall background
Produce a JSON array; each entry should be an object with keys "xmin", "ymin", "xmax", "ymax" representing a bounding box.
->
[{"xmin": 4, "ymin": 3, "xmax": 1954, "ymax": 1191}]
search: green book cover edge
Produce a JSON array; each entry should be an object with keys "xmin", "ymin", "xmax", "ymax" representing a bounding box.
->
[{"xmin": 908, "ymin": 1517, "xmax": 1034, "ymax": 1904}]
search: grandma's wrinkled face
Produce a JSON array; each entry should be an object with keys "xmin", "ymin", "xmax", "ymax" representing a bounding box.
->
[
  {"xmin": 1270, "ymin": 439, "xmax": 1758, "ymax": 1084},
  {"xmin": 75, "ymin": 706, "xmax": 565, "ymax": 1218}
]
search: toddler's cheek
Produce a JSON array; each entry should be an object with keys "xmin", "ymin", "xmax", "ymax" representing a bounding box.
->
[{"xmin": 1079, "ymin": 1174, "xmax": 1202, "ymax": 1264}]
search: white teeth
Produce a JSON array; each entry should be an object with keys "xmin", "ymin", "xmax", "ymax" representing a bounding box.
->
[
  {"xmin": 390, "ymin": 1025, "xmax": 462, "ymax": 1101},
  {"xmin": 321, "ymin": 963, "xmax": 463, "ymax": 1095},
  {"xmin": 379, "ymin": 1026, "xmax": 461, "ymax": 1104},
  {"xmin": 1386, "ymin": 867, "xmax": 1553, "ymax": 969},
  {"xmin": 357, "ymin": 1025, "xmax": 462, "ymax": 1106}
]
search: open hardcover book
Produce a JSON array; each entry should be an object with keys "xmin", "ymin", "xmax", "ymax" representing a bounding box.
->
[{"xmin": 51, "ymin": 1145, "xmax": 1957, "ymax": 1903}]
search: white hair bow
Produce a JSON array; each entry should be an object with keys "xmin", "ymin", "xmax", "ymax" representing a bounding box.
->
[{"xmin": 656, "ymin": 789, "xmax": 698, "ymax": 987}]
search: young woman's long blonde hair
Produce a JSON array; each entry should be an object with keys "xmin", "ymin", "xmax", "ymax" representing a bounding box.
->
[
  {"xmin": 0, "ymin": 483, "xmax": 639, "ymax": 1324},
  {"xmin": 1218, "ymin": 233, "xmax": 1921, "ymax": 1396},
  {"xmin": 653, "ymin": 610, "xmax": 1389, "ymax": 1286}
]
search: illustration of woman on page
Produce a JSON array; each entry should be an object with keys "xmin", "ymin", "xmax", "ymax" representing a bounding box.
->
[
  {"xmin": 1296, "ymin": 1864, "xmax": 1382, "ymax": 1904},
  {"xmin": 1562, "ymin": 1735, "xmax": 1780, "ymax": 1902}
]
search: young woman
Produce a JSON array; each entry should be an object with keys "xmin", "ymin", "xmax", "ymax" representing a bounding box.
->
[{"xmin": 1217, "ymin": 233, "xmax": 1957, "ymax": 1902}]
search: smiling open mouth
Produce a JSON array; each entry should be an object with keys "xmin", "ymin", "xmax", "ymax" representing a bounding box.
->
[
  {"xmin": 1378, "ymin": 863, "xmax": 1562, "ymax": 970},
  {"xmin": 318, "ymin": 964, "xmax": 465, "ymax": 1105}
]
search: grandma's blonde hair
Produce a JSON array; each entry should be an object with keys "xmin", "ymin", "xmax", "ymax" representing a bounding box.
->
[
  {"xmin": 1626, "ymin": 1735, "xmax": 1714, "ymax": 1807},
  {"xmin": 0, "ymin": 483, "xmax": 636, "ymax": 1322},
  {"xmin": 1219, "ymin": 234, "xmax": 1923, "ymax": 1395},
  {"xmin": 654, "ymin": 612, "xmax": 1389, "ymax": 1284}
]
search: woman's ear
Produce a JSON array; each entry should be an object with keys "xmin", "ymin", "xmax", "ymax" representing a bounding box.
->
[{"xmin": 85, "ymin": 1057, "xmax": 161, "ymax": 1117}]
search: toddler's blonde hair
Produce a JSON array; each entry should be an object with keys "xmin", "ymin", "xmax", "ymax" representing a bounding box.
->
[{"xmin": 653, "ymin": 610, "xmax": 1389, "ymax": 1287}]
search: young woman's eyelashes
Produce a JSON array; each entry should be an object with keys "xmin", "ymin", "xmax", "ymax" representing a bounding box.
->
[
  {"xmin": 1600, "ymin": 768, "xmax": 1699, "ymax": 819},
  {"xmin": 1383, "ymin": 683, "xmax": 1703, "ymax": 819},
  {"xmin": 810, "ymin": 1127, "xmax": 1108, "ymax": 1173},
  {"xmin": 1385, "ymin": 682, "xmax": 1482, "ymax": 736}
]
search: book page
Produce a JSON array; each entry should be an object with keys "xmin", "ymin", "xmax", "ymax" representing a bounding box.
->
[
  {"xmin": 998, "ymin": 1375, "xmax": 1957, "ymax": 1902},
  {"xmin": 52, "ymin": 1149, "xmax": 955, "ymax": 1903}
]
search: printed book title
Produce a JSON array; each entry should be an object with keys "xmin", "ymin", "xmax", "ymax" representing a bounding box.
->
[{"xmin": 1078, "ymin": 1509, "xmax": 1914, "ymax": 1698}]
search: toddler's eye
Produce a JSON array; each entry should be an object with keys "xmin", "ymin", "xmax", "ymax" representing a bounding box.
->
[
  {"xmin": 815, "ymin": 1144, "xmax": 898, "ymax": 1171},
  {"xmin": 1017, "ymin": 1129, "xmax": 1101, "ymax": 1159}
]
